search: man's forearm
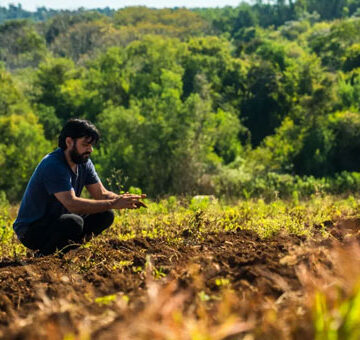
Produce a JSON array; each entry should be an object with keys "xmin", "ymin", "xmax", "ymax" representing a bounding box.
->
[{"xmin": 67, "ymin": 197, "xmax": 116, "ymax": 215}]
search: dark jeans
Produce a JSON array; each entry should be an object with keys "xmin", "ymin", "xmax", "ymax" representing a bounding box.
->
[{"xmin": 19, "ymin": 210, "xmax": 115, "ymax": 255}]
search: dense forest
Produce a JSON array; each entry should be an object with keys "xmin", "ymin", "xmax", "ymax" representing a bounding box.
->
[{"xmin": 2, "ymin": 1, "xmax": 360, "ymax": 202}]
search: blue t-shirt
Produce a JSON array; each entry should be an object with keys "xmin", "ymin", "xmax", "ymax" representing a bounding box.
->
[{"xmin": 13, "ymin": 148, "xmax": 100, "ymax": 238}]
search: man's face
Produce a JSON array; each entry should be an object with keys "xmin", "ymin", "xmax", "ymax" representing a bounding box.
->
[{"xmin": 69, "ymin": 137, "xmax": 94, "ymax": 164}]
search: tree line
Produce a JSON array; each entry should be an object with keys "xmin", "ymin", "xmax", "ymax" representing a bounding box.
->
[{"xmin": 2, "ymin": 2, "xmax": 360, "ymax": 201}]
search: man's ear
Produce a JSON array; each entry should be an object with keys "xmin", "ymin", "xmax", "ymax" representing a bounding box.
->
[{"xmin": 65, "ymin": 137, "xmax": 74, "ymax": 149}]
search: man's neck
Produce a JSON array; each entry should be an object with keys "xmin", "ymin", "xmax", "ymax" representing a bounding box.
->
[{"xmin": 64, "ymin": 149, "xmax": 77, "ymax": 174}]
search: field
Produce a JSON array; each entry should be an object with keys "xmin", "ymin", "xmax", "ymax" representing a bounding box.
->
[{"xmin": 1, "ymin": 196, "xmax": 360, "ymax": 339}]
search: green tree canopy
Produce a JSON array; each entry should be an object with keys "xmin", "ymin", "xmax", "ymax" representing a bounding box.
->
[{"xmin": 0, "ymin": 113, "xmax": 50, "ymax": 201}]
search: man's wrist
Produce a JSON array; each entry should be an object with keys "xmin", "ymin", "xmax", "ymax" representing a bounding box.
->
[
  {"xmin": 109, "ymin": 197, "xmax": 118, "ymax": 209},
  {"xmin": 104, "ymin": 191, "xmax": 120, "ymax": 200}
]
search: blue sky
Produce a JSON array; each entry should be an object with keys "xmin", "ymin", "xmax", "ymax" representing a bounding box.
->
[{"xmin": 1, "ymin": 1, "xmax": 245, "ymax": 11}]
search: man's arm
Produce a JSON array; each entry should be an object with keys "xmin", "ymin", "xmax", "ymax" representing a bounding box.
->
[
  {"xmin": 86, "ymin": 181, "xmax": 119, "ymax": 200},
  {"xmin": 54, "ymin": 190, "xmax": 145, "ymax": 215}
]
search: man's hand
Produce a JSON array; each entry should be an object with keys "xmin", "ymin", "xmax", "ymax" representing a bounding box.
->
[{"xmin": 112, "ymin": 193, "xmax": 147, "ymax": 210}]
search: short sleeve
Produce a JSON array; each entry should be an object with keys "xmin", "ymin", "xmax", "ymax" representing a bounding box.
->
[
  {"xmin": 42, "ymin": 162, "xmax": 72, "ymax": 195},
  {"xmin": 85, "ymin": 160, "xmax": 100, "ymax": 185}
]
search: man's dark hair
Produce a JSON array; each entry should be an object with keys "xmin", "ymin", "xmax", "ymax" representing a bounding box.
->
[{"xmin": 58, "ymin": 119, "xmax": 100, "ymax": 150}]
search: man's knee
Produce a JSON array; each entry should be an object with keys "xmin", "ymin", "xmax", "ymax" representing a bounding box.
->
[
  {"xmin": 102, "ymin": 210, "xmax": 115, "ymax": 228},
  {"xmin": 58, "ymin": 213, "xmax": 84, "ymax": 238},
  {"xmin": 83, "ymin": 210, "xmax": 115, "ymax": 237}
]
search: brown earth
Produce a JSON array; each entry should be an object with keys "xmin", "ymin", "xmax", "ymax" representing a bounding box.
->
[{"xmin": 0, "ymin": 219, "xmax": 359, "ymax": 340}]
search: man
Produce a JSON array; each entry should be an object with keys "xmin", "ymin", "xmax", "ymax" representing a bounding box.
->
[{"xmin": 13, "ymin": 119, "xmax": 146, "ymax": 256}]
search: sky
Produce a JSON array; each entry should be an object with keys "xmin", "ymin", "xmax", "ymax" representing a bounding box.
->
[{"xmin": 1, "ymin": 0, "xmax": 245, "ymax": 11}]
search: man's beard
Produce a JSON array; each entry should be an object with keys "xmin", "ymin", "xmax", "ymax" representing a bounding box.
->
[{"xmin": 69, "ymin": 145, "xmax": 90, "ymax": 164}]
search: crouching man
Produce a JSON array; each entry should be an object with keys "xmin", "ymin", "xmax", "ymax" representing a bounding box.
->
[{"xmin": 13, "ymin": 119, "xmax": 146, "ymax": 256}]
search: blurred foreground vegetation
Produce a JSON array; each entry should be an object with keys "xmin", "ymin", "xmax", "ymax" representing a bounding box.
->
[{"xmin": 2, "ymin": 2, "xmax": 360, "ymax": 201}]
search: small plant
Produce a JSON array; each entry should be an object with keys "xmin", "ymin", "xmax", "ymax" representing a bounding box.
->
[
  {"xmin": 112, "ymin": 260, "xmax": 133, "ymax": 271},
  {"xmin": 106, "ymin": 168, "xmax": 128, "ymax": 194},
  {"xmin": 215, "ymin": 278, "xmax": 230, "ymax": 287},
  {"xmin": 94, "ymin": 294, "xmax": 117, "ymax": 306}
]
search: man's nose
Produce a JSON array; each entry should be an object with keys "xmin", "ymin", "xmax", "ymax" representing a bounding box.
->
[{"xmin": 89, "ymin": 145, "xmax": 93, "ymax": 153}]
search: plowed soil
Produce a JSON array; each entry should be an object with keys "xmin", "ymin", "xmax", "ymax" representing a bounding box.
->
[{"xmin": 0, "ymin": 219, "xmax": 359, "ymax": 340}]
